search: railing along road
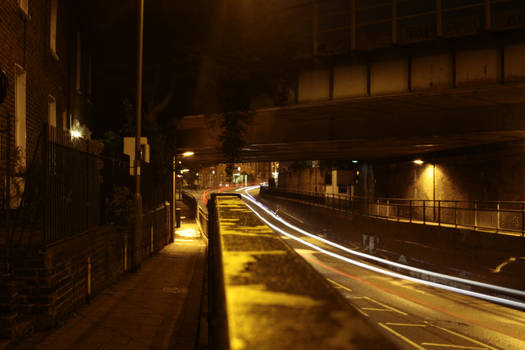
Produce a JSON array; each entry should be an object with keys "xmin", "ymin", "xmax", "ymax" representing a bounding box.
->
[{"xmin": 261, "ymin": 187, "xmax": 525, "ymax": 237}]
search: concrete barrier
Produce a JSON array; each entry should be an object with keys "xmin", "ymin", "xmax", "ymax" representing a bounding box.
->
[{"xmin": 207, "ymin": 193, "xmax": 395, "ymax": 350}]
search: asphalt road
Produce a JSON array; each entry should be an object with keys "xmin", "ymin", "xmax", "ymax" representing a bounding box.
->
[{"xmin": 242, "ymin": 187, "xmax": 525, "ymax": 350}]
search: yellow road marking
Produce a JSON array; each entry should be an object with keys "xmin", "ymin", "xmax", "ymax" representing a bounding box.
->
[
  {"xmin": 365, "ymin": 297, "xmax": 408, "ymax": 316},
  {"xmin": 385, "ymin": 322, "xmax": 427, "ymax": 327},
  {"xmin": 348, "ymin": 296, "xmax": 366, "ymax": 299},
  {"xmin": 327, "ymin": 278, "xmax": 353, "ymax": 292},
  {"xmin": 429, "ymin": 324, "xmax": 498, "ymax": 350},
  {"xmin": 378, "ymin": 322, "xmax": 426, "ymax": 350},
  {"xmin": 362, "ymin": 307, "xmax": 392, "ymax": 312},
  {"xmin": 421, "ymin": 343, "xmax": 486, "ymax": 349}
]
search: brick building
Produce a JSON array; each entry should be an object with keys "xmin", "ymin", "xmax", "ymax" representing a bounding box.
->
[
  {"xmin": 0, "ymin": 0, "xmax": 94, "ymax": 168},
  {"xmin": 0, "ymin": 2, "xmax": 172, "ymax": 345}
]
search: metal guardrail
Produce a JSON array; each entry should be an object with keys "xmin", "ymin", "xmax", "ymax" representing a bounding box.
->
[
  {"xmin": 261, "ymin": 187, "xmax": 525, "ymax": 237},
  {"xmin": 197, "ymin": 207, "xmax": 208, "ymax": 238}
]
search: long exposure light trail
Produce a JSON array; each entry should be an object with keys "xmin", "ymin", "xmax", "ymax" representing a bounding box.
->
[{"xmin": 239, "ymin": 186, "xmax": 525, "ymax": 309}]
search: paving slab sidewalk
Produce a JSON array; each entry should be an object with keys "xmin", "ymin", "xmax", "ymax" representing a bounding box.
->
[{"xmin": 18, "ymin": 221, "xmax": 206, "ymax": 350}]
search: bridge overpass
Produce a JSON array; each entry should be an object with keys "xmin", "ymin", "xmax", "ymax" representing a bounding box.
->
[{"xmin": 177, "ymin": 1, "xmax": 525, "ymax": 164}]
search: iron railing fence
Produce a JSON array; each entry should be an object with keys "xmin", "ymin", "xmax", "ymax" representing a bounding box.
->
[
  {"xmin": 261, "ymin": 187, "xmax": 525, "ymax": 237},
  {"xmin": 5, "ymin": 124, "xmax": 135, "ymax": 249},
  {"xmin": 142, "ymin": 204, "xmax": 171, "ymax": 257},
  {"xmin": 44, "ymin": 128, "xmax": 101, "ymax": 244},
  {"xmin": 1, "ymin": 123, "xmax": 173, "ymax": 273}
]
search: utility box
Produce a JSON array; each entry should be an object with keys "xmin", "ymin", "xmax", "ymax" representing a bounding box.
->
[{"xmin": 124, "ymin": 137, "xmax": 150, "ymax": 175}]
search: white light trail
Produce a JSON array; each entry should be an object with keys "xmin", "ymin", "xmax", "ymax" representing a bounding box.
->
[{"xmin": 241, "ymin": 189, "xmax": 525, "ymax": 308}]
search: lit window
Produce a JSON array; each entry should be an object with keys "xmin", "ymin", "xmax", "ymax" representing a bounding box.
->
[
  {"xmin": 76, "ymin": 31, "xmax": 81, "ymax": 92},
  {"xmin": 15, "ymin": 64, "xmax": 26, "ymax": 166},
  {"xmin": 19, "ymin": 0, "xmax": 29, "ymax": 16},
  {"xmin": 50, "ymin": 0, "xmax": 58, "ymax": 59},
  {"xmin": 48, "ymin": 95, "xmax": 57, "ymax": 128}
]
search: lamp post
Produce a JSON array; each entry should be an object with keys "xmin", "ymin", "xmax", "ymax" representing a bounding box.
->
[{"xmin": 133, "ymin": 0, "xmax": 144, "ymax": 271}]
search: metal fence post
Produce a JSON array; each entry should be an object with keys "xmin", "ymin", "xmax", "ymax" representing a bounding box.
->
[
  {"xmin": 454, "ymin": 201, "xmax": 457, "ymax": 228},
  {"xmin": 409, "ymin": 200, "xmax": 412, "ymax": 223},
  {"xmin": 423, "ymin": 200, "xmax": 426, "ymax": 224},
  {"xmin": 42, "ymin": 124, "xmax": 49, "ymax": 244},
  {"xmin": 496, "ymin": 202, "xmax": 500, "ymax": 233},
  {"xmin": 474, "ymin": 202, "xmax": 478, "ymax": 230},
  {"xmin": 522, "ymin": 202, "xmax": 524, "ymax": 237},
  {"xmin": 438, "ymin": 200, "xmax": 441, "ymax": 226},
  {"xmin": 386, "ymin": 200, "xmax": 390, "ymax": 218}
]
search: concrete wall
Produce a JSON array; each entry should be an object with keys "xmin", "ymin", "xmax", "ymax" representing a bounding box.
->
[
  {"xmin": 278, "ymin": 167, "xmax": 326, "ymax": 193},
  {"xmin": 275, "ymin": 148, "xmax": 525, "ymax": 203},
  {"xmin": 297, "ymin": 37, "xmax": 525, "ymax": 103},
  {"xmin": 297, "ymin": 70, "xmax": 330, "ymax": 103},
  {"xmin": 372, "ymin": 150, "xmax": 525, "ymax": 202}
]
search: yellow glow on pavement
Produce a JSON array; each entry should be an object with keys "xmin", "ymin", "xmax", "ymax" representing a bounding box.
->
[{"xmin": 175, "ymin": 228, "xmax": 199, "ymax": 238}]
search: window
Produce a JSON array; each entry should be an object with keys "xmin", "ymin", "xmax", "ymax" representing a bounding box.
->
[
  {"xmin": 76, "ymin": 31, "xmax": 81, "ymax": 91},
  {"xmin": 19, "ymin": 0, "xmax": 29, "ymax": 16},
  {"xmin": 48, "ymin": 95, "xmax": 57, "ymax": 128},
  {"xmin": 15, "ymin": 64, "xmax": 26, "ymax": 166},
  {"xmin": 50, "ymin": 0, "xmax": 58, "ymax": 58}
]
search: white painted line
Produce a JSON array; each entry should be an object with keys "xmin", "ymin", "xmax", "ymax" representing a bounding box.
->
[
  {"xmin": 242, "ymin": 191, "xmax": 525, "ymax": 301},
  {"xmin": 242, "ymin": 194, "xmax": 525, "ymax": 310}
]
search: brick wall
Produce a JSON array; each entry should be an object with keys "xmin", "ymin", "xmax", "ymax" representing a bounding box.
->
[
  {"xmin": 0, "ymin": 0, "xmax": 93, "ymax": 163},
  {"xmin": 10, "ymin": 226, "xmax": 130, "ymax": 329}
]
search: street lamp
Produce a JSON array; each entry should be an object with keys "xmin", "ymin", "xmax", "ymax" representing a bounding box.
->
[{"xmin": 133, "ymin": 0, "xmax": 144, "ymax": 271}]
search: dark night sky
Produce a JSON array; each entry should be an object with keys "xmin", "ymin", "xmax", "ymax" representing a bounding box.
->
[{"xmin": 81, "ymin": 0, "xmax": 312, "ymax": 138}]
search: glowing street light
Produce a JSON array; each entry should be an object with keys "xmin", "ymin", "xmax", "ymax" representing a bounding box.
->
[
  {"xmin": 70, "ymin": 129, "xmax": 82, "ymax": 139},
  {"xmin": 182, "ymin": 151, "xmax": 194, "ymax": 157},
  {"xmin": 413, "ymin": 159, "xmax": 424, "ymax": 165}
]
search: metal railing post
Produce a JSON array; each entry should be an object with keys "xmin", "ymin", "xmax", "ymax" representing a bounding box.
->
[
  {"xmin": 496, "ymin": 202, "xmax": 500, "ymax": 233},
  {"xmin": 386, "ymin": 200, "xmax": 390, "ymax": 218},
  {"xmin": 474, "ymin": 202, "xmax": 478, "ymax": 230},
  {"xmin": 438, "ymin": 200, "xmax": 441, "ymax": 226},
  {"xmin": 409, "ymin": 200, "xmax": 412, "ymax": 223},
  {"xmin": 423, "ymin": 200, "xmax": 426, "ymax": 224},
  {"xmin": 522, "ymin": 202, "xmax": 524, "ymax": 237},
  {"xmin": 376, "ymin": 200, "xmax": 379, "ymax": 217},
  {"xmin": 521, "ymin": 202, "xmax": 525, "ymax": 237},
  {"xmin": 454, "ymin": 201, "xmax": 457, "ymax": 228}
]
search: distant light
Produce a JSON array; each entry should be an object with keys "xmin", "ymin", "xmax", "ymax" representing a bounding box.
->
[
  {"xmin": 181, "ymin": 169, "xmax": 190, "ymax": 173},
  {"xmin": 196, "ymin": 172, "xmax": 199, "ymax": 176},
  {"xmin": 178, "ymin": 161, "xmax": 182, "ymax": 164},
  {"xmin": 352, "ymin": 160, "xmax": 358, "ymax": 164},
  {"xmin": 175, "ymin": 228, "xmax": 198, "ymax": 238},
  {"xmin": 356, "ymin": 171, "xmax": 360, "ymax": 175},
  {"xmin": 237, "ymin": 166, "xmax": 241, "ymax": 171},
  {"xmin": 212, "ymin": 170, "xmax": 215, "ymax": 174},
  {"xmin": 182, "ymin": 151, "xmax": 194, "ymax": 157},
  {"xmin": 176, "ymin": 174, "xmax": 183, "ymax": 178},
  {"xmin": 70, "ymin": 129, "xmax": 82, "ymax": 139},
  {"xmin": 413, "ymin": 159, "xmax": 424, "ymax": 165}
]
